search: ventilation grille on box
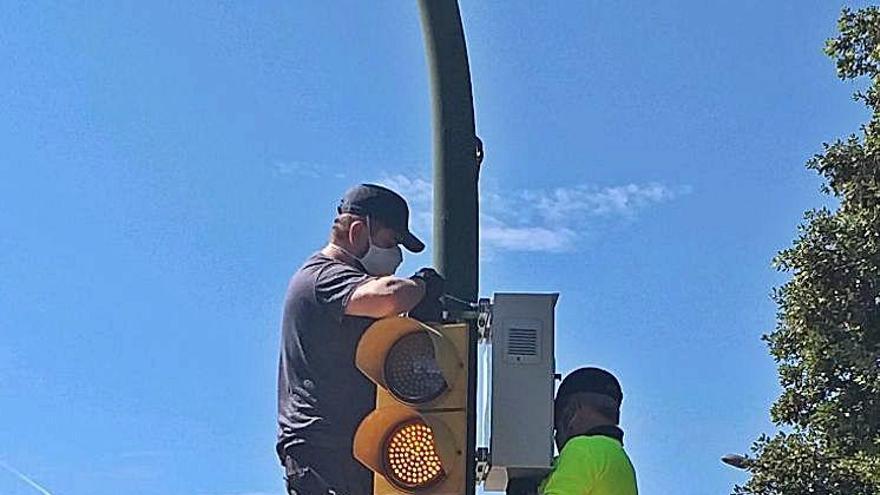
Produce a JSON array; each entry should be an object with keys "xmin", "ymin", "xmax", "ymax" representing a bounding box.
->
[{"xmin": 507, "ymin": 327, "xmax": 538, "ymax": 357}]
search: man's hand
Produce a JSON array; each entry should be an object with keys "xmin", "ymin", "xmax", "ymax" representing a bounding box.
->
[
  {"xmin": 411, "ymin": 267, "xmax": 444, "ymax": 299},
  {"xmin": 408, "ymin": 267, "xmax": 445, "ymax": 322}
]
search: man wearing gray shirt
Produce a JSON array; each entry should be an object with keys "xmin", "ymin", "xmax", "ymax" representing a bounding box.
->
[{"xmin": 277, "ymin": 184, "xmax": 444, "ymax": 495}]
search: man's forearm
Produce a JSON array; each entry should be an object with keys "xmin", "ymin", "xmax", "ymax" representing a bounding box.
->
[
  {"xmin": 346, "ymin": 276, "xmax": 426, "ymax": 318},
  {"xmin": 380, "ymin": 276, "xmax": 426, "ymax": 314}
]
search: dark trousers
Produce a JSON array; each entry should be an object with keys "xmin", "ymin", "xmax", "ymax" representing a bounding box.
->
[{"xmin": 283, "ymin": 445, "xmax": 372, "ymax": 495}]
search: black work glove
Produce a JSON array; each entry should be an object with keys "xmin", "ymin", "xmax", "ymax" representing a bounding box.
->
[
  {"xmin": 408, "ymin": 267, "xmax": 445, "ymax": 322},
  {"xmin": 411, "ymin": 267, "xmax": 445, "ymax": 300}
]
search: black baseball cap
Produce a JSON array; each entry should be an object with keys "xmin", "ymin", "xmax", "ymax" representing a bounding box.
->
[
  {"xmin": 337, "ymin": 184, "xmax": 425, "ymax": 253},
  {"xmin": 555, "ymin": 367, "xmax": 623, "ymax": 414}
]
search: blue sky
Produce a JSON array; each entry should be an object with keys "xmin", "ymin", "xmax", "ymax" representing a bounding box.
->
[{"xmin": 0, "ymin": 1, "xmax": 873, "ymax": 494}]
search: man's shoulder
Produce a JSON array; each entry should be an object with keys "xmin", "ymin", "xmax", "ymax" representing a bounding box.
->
[
  {"xmin": 296, "ymin": 252, "xmax": 364, "ymax": 278},
  {"xmin": 290, "ymin": 253, "xmax": 342, "ymax": 283},
  {"xmin": 298, "ymin": 251, "xmax": 333, "ymax": 272},
  {"xmin": 288, "ymin": 251, "xmax": 371, "ymax": 309},
  {"xmin": 555, "ymin": 436, "xmax": 636, "ymax": 494},
  {"xmin": 286, "ymin": 253, "xmax": 331, "ymax": 296},
  {"xmin": 561, "ymin": 435, "xmax": 626, "ymax": 461}
]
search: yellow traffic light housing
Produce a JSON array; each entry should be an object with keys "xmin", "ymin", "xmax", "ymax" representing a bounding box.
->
[
  {"xmin": 353, "ymin": 316, "xmax": 468, "ymax": 494},
  {"xmin": 353, "ymin": 406, "xmax": 463, "ymax": 493}
]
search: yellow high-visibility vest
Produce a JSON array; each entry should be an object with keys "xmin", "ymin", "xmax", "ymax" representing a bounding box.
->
[{"xmin": 540, "ymin": 434, "xmax": 638, "ymax": 495}]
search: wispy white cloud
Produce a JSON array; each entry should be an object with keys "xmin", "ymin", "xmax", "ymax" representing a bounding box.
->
[
  {"xmin": 0, "ymin": 461, "xmax": 54, "ymax": 495},
  {"xmin": 376, "ymin": 173, "xmax": 690, "ymax": 255},
  {"xmin": 377, "ymin": 175, "xmax": 432, "ymax": 205},
  {"xmin": 274, "ymin": 161, "xmax": 346, "ymax": 180},
  {"xmin": 483, "ymin": 225, "xmax": 576, "ymax": 253},
  {"xmin": 376, "ymin": 174, "xmax": 434, "ymax": 234},
  {"xmin": 526, "ymin": 183, "xmax": 691, "ymax": 222}
]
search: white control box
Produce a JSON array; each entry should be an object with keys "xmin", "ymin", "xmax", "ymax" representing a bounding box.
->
[{"xmin": 485, "ymin": 293, "xmax": 558, "ymax": 491}]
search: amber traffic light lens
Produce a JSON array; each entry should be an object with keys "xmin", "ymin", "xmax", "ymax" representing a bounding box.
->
[
  {"xmin": 384, "ymin": 332, "xmax": 447, "ymax": 404},
  {"xmin": 383, "ymin": 419, "xmax": 445, "ymax": 490}
]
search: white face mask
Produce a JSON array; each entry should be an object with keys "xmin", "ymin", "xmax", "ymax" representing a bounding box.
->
[{"xmin": 358, "ymin": 218, "xmax": 403, "ymax": 276}]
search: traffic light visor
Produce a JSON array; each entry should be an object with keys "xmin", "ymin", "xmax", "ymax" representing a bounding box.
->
[
  {"xmin": 356, "ymin": 317, "xmax": 461, "ymax": 406},
  {"xmin": 353, "ymin": 407, "xmax": 461, "ymax": 493}
]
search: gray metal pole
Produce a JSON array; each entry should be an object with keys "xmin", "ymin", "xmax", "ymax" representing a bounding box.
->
[
  {"xmin": 417, "ymin": 2, "xmax": 479, "ymax": 495},
  {"xmin": 418, "ymin": 0, "xmax": 479, "ymax": 302}
]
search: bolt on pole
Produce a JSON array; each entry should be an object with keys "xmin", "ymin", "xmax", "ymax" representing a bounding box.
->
[{"xmin": 417, "ymin": 1, "xmax": 479, "ymax": 494}]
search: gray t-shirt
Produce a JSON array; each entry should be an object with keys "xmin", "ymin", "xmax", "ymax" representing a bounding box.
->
[{"xmin": 276, "ymin": 252, "xmax": 376, "ymax": 458}]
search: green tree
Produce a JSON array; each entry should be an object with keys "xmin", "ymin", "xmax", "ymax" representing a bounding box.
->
[{"xmin": 735, "ymin": 7, "xmax": 880, "ymax": 495}]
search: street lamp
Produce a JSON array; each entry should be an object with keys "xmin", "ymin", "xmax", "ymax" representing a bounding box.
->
[{"xmin": 721, "ymin": 453, "xmax": 751, "ymax": 470}]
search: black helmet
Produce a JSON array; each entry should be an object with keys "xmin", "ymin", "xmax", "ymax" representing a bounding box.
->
[{"xmin": 555, "ymin": 367, "xmax": 622, "ymax": 416}]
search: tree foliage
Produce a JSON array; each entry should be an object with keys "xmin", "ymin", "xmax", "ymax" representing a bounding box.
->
[{"xmin": 735, "ymin": 7, "xmax": 880, "ymax": 495}]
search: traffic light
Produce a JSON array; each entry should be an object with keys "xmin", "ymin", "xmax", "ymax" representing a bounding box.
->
[{"xmin": 353, "ymin": 316, "xmax": 469, "ymax": 494}]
